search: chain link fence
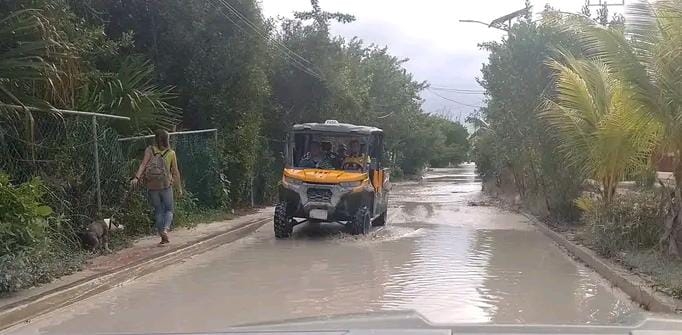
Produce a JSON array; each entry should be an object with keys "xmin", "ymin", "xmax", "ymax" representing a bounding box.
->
[
  {"xmin": 0, "ymin": 105, "xmax": 130, "ymax": 227},
  {"xmin": 118, "ymin": 129, "xmax": 227, "ymax": 210},
  {"xmin": 0, "ymin": 105, "xmax": 225, "ymax": 229}
]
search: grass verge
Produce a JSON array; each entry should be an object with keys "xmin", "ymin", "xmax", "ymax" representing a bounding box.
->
[{"xmin": 619, "ymin": 249, "xmax": 682, "ymax": 299}]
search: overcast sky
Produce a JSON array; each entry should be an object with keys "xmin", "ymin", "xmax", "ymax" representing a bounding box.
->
[{"xmin": 259, "ymin": 0, "xmax": 625, "ymax": 122}]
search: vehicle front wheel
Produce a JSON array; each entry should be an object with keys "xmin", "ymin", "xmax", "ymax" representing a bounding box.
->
[
  {"xmin": 372, "ymin": 208, "xmax": 387, "ymax": 227},
  {"xmin": 274, "ymin": 202, "xmax": 293, "ymax": 238},
  {"xmin": 348, "ymin": 206, "xmax": 371, "ymax": 235}
]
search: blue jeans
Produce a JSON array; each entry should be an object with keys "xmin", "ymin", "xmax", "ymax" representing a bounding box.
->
[{"xmin": 149, "ymin": 187, "xmax": 174, "ymax": 232}]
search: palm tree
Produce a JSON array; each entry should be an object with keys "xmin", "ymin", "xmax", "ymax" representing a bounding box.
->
[
  {"xmin": 552, "ymin": 0, "xmax": 682, "ymax": 256},
  {"xmin": 1, "ymin": 9, "xmax": 181, "ymax": 133},
  {"xmin": 0, "ymin": 9, "xmax": 61, "ymax": 108},
  {"xmin": 77, "ymin": 57, "xmax": 181, "ymax": 134},
  {"xmin": 541, "ymin": 52, "xmax": 659, "ymax": 204}
]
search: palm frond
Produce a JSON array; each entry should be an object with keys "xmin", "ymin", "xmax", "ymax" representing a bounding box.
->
[
  {"xmin": 542, "ymin": 53, "xmax": 659, "ymax": 202},
  {"xmin": 77, "ymin": 56, "xmax": 181, "ymax": 134},
  {"xmin": 0, "ymin": 9, "xmax": 62, "ymax": 107}
]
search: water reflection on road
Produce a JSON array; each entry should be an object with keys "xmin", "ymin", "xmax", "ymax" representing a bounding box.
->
[{"xmin": 4, "ymin": 164, "xmax": 644, "ymax": 334}]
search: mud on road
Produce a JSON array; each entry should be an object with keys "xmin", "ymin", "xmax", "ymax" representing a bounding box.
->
[{"xmin": 4, "ymin": 164, "xmax": 646, "ymax": 334}]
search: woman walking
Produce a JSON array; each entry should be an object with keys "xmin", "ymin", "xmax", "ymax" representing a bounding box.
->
[{"xmin": 131, "ymin": 130, "xmax": 182, "ymax": 245}]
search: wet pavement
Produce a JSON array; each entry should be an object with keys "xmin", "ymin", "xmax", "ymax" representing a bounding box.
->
[{"xmin": 4, "ymin": 164, "xmax": 646, "ymax": 334}]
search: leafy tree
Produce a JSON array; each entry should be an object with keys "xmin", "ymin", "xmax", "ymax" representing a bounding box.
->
[
  {"xmin": 581, "ymin": 1, "xmax": 592, "ymax": 17},
  {"xmin": 428, "ymin": 116, "xmax": 470, "ymax": 168},
  {"xmin": 474, "ymin": 10, "xmax": 584, "ymax": 218},
  {"xmin": 596, "ymin": 4, "xmax": 609, "ymax": 25}
]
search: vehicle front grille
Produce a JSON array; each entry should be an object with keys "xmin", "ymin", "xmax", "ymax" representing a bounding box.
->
[{"xmin": 307, "ymin": 188, "xmax": 332, "ymax": 203}]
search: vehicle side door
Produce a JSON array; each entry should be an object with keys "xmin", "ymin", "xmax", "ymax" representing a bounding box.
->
[{"xmin": 369, "ymin": 133, "xmax": 389, "ymax": 217}]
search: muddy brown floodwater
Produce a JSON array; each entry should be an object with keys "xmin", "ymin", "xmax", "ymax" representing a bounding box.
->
[{"xmin": 5, "ymin": 164, "xmax": 647, "ymax": 334}]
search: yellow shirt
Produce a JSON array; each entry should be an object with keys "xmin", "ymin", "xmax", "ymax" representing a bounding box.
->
[{"xmin": 342, "ymin": 154, "xmax": 369, "ymax": 170}]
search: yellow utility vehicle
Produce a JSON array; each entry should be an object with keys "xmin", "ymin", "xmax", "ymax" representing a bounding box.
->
[{"xmin": 275, "ymin": 120, "xmax": 390, "ymax": 238}]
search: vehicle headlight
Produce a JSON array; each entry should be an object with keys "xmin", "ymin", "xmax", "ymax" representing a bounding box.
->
[
  {"xmin": 283, "ymin": 176, "xmax": 303, "ymax": 185},
  {"xmin": 340, "ymin": 180, "xmax": 363, "ymax": 188}
]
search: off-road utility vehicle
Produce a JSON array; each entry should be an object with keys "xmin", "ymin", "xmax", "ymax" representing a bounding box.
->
[{"xmin": 275, "ymin": 120, "xmax": 390, "ymax": 238}]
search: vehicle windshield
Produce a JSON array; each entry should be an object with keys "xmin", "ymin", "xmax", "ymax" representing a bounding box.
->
[{"xmin": 290, "ymin": 132, "xmax": 369, "ymax": 171}]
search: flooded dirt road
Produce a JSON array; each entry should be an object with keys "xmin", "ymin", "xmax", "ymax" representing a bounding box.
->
[{"xmin": 5, "ymin": 164, "xmax": 646, "ymax": 334}]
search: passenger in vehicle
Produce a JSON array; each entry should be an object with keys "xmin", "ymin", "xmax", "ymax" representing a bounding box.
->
[
  {"xmin": 342, "ymin": 140, "xmax": 366, "ymax": 171},
  {"xmin": 333, "ymin": 143, "xmax": 347, "ymax": 169},
  {"xmin": 317, "ymin": 141, "xmax": 336, "ymax": 169},
  {"xmin": 299, "ymin": 142, "xmax": 321, "ymax": 168}
]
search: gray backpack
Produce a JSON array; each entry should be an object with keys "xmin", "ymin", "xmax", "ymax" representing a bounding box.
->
[{"xmin": 144, "ymin": 148, "xmax": 172, "ymax": 190}]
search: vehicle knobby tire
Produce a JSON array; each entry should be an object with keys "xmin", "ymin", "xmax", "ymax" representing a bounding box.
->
[
  {"xmin": 274, "ymin": 201, "xmax": 293, "ymax": 238},
  {"xmin": 349, "ymin": 206, "xmax": 371, "ymax": 235},
  {"xmin": 372, "ymin": 208, "xmax": 387, "ymax": 227}
]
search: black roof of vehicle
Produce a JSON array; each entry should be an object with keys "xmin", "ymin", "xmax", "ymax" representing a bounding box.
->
[{"xmin": 291, "ymin": 120, "xmax": 383, "ymax": 135}]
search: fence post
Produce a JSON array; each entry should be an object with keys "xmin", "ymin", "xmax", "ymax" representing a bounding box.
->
[{"xmin": 92, "ymin": 116, "xmax": 102, "ymax": 212}]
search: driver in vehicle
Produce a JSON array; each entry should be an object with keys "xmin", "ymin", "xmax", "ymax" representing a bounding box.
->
[
  {"xmin": 299, "ymin": 141, "xmax": 336, "ymax": 169},
  {"xmin": 342, "ymin": 139, "xmax": 367, "ymax": 171}
]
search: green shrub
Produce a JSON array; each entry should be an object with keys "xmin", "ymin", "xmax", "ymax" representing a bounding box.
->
[
  {"xmin": 0, "ymin": 245, "xmax": 88, "ymax": 294},
  {"xmin": 0, "ymin": 174, "xmax": 91, "ymax": 294},
  {"xmin": 116, "ymin": 190, "xmax": 154, "ymax": 236},
  {"xmin": 390, "ymin": 166, "xmax": 404, "ymax": 180},
  {"xmin": 579, "ymin": 191, "xmax": 664, "ymax": 257},
  {"xmin": 175, "ymin": 190, "xmax": 200, "ymax": 228},
  {"xmin": 634, "ymin": 166, "xmax": 657, "ymax": 189},
  {"xmin": 0, "ymin": 175, "xmax": 53, "ymax": 255}
]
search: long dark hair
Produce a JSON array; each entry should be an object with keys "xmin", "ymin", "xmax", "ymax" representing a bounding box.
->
[{"xmin": 154, "ymin": 129, "xmax": 170, "ymax": 149}]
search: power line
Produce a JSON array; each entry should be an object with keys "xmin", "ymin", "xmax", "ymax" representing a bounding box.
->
[
  {"xmin": 213, "ymin": 0, "xmax": 324, "ymax": 81},
  {"xmin": 426, "ymin": 88, "xmax": 484, "ymax": 108},
  {"xmin": 429, "ymin": 88, "xmax": 485, "ymax": 95},
  {"xmin": 429, "ymin": 86, "xmax": 485, "ymax": 93},
  {"xmin": 209, "ymin": 0, "xmax": 322, "ymax": 80},
  {"xmin": 218, "ymin": 0, "xmax": 317, "ymax": 68}
]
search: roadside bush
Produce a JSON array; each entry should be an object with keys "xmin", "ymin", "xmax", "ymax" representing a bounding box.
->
[
  {"xmin": 116, "ymin": 190, "xmax": 154, "ymax": 237},
  {"xmin": 0, "ymin": 175, "xmax": 53, "ymax": 255},
  {"xmin": 634, "ymin": 166, "xmax": 657, "ymax": 190},
  {"xmin": 175, "ymin": 190, "xmax": 200, "ymax": 229},
  {"xmin": 579, "ymin": 191, "xmax": 664, "ymax": 257},
  {"xmin": 390, "ymin": 166, "xmax": 404, "ymax": 180},
  {"xmin": 0, "ymin": 175, "xmax": 89, "ymax": 294},
  {"xmin": 0, "ymin": 245, "xmax": 88, "ymax": 294}
]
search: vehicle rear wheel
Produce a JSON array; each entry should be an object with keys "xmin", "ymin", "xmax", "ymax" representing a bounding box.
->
[
  {"xmin": 274, "ymin": 202, "xmax": 293, "ymax": 238},
  {"xmin": 348, "ymin": 206, "xmax": 371, "ymax": 235},
  {"xmin": 372, "ymin": 208, "xmax": 387, "ymax": 227}
]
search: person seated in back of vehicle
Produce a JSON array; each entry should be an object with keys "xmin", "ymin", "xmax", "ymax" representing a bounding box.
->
[
  {"xmin": 342, "ymin": 140, "xmax": 368, "ymax": 171},
  {"xmin": 299, "ymin": 142, "xmax": 321, "ymax": 168},
  {"xmin": 317, "ymin": 141, "xmax": 336, "ymax": 169},
  {"xmin": 333, "ymin": 143, "xmax": 347, "ymax": 169}
]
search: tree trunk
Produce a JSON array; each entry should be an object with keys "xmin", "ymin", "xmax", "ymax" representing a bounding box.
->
[{"xmin": 662, "ymin": 155, "xmax": 682, "ymax": 258}]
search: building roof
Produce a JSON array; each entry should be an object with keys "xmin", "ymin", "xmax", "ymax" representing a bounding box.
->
[{"xmin": 291, "ymin": 120, "xmax": 383, "ymax": 135}]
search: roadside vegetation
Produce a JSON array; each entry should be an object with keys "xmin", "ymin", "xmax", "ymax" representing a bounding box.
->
[
  {"xmin": 0, "ymin": 0, "xmax": 469, "ymax": 294},
  {"xmin": 471, "ymin": 1, "xmax": 682, "ymax": 298}
]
